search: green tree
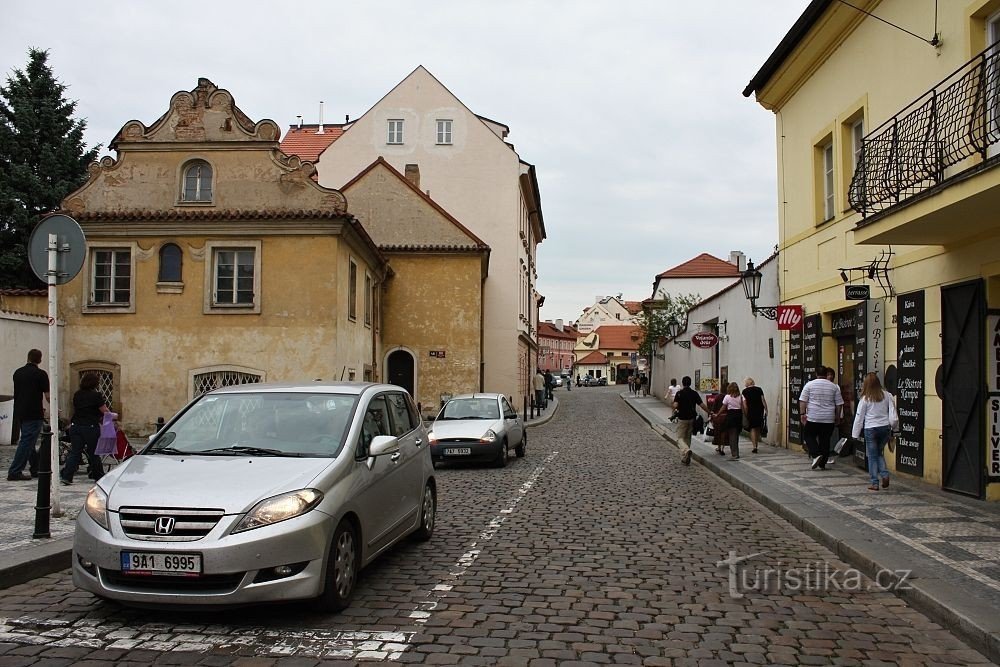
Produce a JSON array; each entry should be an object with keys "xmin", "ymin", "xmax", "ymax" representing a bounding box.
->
[
  {"xmin": 636, "ymin": 290, "xmax": 701, "ymax": 358},
  {"xmin": 0, "ymin": 48, "xmax": 99, "ymax": 287}
]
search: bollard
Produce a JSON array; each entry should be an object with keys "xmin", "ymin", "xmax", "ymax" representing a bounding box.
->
[
  {"xmin": 33, "ymin": 424, "xmax": 53, "ymax": 539},
  {"xmin": 156, "ymin": 416, "xmax": 165, "ymax": 432}
]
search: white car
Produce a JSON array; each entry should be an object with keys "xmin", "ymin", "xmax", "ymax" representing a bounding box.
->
[
  {"xmin": 72, "ymin": 382, "xmax": 436, "ymax": 610},
  {"xmin": 428, "ymin": 393, "xmax": 526, "ymax": 467}
]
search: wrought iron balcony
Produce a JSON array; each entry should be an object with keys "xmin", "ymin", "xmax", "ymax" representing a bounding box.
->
[{"xmin": 849, "ymin": 42, "xmax": 1000, "ymax": 217}]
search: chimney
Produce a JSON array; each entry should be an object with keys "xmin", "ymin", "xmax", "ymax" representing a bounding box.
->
[
  {"xmin": 317, "ymin": 101, "xmax": 325, "ymax": 134},
  {"xmin": 555, "ymin": 319, "xmax": 564, "ymax": 331},
  {"xmin": 404, "ymin": 164, "xmax": 420, "ymax": 189},
  {"xmin": 345, "ymin": 114, "xmax": 350, "ymax": 123},
  {"xmin": 296, "ymin": 115, "xmax": 303, "ymax": 129},
  {"xmin": 729, "ymin": 250, "xmax": 745, "ymax": 271}
]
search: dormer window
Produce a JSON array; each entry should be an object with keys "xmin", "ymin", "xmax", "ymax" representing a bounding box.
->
[{"xmin": 182, "ymin": 160, "xmax": 213, "ymax": 202}]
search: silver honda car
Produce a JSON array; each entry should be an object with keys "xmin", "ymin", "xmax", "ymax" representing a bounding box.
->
[{"xmin": 72, "ymin": 382, "xmax": 436, "ymax": 610}]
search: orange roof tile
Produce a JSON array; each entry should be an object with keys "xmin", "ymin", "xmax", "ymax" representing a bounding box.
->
[
  {"xmin": 594, "ymin": 325, "xmax": 641, "ymax": 350},
  {"xmin": 623, "ymin": 301, "xmax": 643, "ymax": 315},
  {"xmin": 578, "ymin": 351, "xmax": 608, "ymax": 364},
  {"xmin": 657, "ymin": 253, "xmax": 740, "ymax": 279},
  {"xmin": 279, "ymin": 125, "xmax": 345, "ymax": 163},
  {"xmin": 538, "ymin": 321, "xmax": 578, "ymax": 340}
]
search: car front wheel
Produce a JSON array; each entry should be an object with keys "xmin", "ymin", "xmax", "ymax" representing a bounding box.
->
[
  {"xmin": 313, "ymin": 520, "xmax": 358, "ymax": 612},
  {"xmin": 494, "ymin": 439, "xmax": 508, "ymax": 468},
  {"xmin": 515, "ymin": 431, "xmax": 527, "ymax": 458},
  {"xmin": 413, "ymin": 484, "xmax": 436, "ymax": 541}
]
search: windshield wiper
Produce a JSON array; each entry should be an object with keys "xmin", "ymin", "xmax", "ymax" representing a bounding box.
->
[
  {"xmin": 147, "ymin": 446, "xmax": 188, "ymax": 455},
  {"xmin": 200, "ymin": 446, "xmax": 291, "ymax": 457}
]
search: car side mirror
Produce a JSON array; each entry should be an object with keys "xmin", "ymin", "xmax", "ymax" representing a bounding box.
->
[{"xmin": 369, "ymin": 435, "xmax": 400, "ymax": 457}]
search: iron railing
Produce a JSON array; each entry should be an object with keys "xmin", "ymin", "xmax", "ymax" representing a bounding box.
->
[{"xmin": 849, "ymin": 42, "xmax": 1000, "ymax": 216}]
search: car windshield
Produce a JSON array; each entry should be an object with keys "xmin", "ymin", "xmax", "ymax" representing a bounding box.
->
[
  {"xmin": 438, "ymin": 398, "xmax": 500, "ymax": 420},
  {"xmin": 146, "ymin": 392, "xmax": 359, "ymax": 458}
]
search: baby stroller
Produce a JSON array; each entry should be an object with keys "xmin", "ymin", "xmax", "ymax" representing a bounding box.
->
[{"xmin": 99, "ymin": 428, "xmax": 136, "ymax": 472}]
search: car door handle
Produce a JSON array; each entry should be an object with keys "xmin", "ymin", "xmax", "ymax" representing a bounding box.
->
[
  {"xmin": 414, "ymin": 437, "xmax": 423, "ymax": 447},
  {"xmin": 391, "ymin": 452, "xmax": 401, "ymax": 463}
]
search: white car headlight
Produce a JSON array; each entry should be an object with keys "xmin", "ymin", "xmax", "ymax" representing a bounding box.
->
[
  {"xmin": 233, "ymin": 489, "xmax": 323, "ymax": 533},
  {"xmin": 480, "ymin": 429, "xmax": 497, "ymax": 443},
  {"xmin": 427, "ymin": 431, "xmax": 437, "ymax": 444},
  {"xmin": 85, "ymin": 486, "xmax": 109, "ymax": 531}
]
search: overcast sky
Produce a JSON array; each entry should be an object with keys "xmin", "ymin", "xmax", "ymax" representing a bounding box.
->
[{"xmin": 2, "ymin": 1, "xmax": 808, "ymax": 321}]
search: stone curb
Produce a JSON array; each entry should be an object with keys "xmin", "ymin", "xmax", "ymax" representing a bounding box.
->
[
  {"xmin": 623, "ymin": 395, "xmax": 1000, "ymax": 663},
  {"xmin": 0, "ymin": 536, "xmax": 72, "ymax": 591}
]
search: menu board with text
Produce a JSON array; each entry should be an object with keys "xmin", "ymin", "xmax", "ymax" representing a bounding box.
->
[{"xmin": 896, "ymin": 291, "xmax": 925, "ymax": 476}]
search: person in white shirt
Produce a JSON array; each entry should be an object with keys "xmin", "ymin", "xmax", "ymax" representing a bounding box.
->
[
  {"xmin": 851, "ymin": 372, "xmax": 899, "ymax": 491},
  {"xmin": 798, "ymin": 366, "xmax": 844, "ymax": 470},
  {"xmin": 666, "ymin": 378, "xmax": 679, "ymax": 421}
]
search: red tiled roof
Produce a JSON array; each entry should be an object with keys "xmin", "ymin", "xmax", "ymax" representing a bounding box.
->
[
  {"xmin": 538, "ymin": 321, "xmax": 578, "ymax": 339},
  {"xmin": 69, "ymin": 208, "xmax": 349, "ymax": 221},
  {"xmin": 657, "ymin": 253, "xmax": 740, "ymax": 279},
  {"xmin": 279, "ymin": 125, "xmax": 345, "ymax": 163},
  {"xmin": 594, "ymin": 325, "xmax": 641, "ymax": 350},
  {"xmin": 578, "ymin": 351, "xmax": 608, "ymax": 364},
  {"xmin": 623, "ymin": 301, "xmax": 643, "ymax": 315}
]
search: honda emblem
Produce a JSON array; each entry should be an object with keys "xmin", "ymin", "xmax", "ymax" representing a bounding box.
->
[{"xmin": 154, "ymin": 516, "xmax": 176, "ymax": 535}]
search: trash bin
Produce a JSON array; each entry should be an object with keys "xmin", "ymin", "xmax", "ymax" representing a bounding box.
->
[{"xmin": 0, "ymin": 395, "xmax": 13, "ymax": 446}]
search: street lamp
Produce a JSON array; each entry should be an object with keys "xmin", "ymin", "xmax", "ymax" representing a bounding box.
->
[
  {"xmin": 666, "ymin": 316, "xmax": 691, "ymax": 349},
  {"xmin": 740, "ymin": 259, "xmax": 777, "ymax": 320}
]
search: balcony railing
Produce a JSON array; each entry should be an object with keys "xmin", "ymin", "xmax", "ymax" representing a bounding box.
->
[{"xmin": 849, "ymin": 42, "xmax": 1000, "ymax": 217}]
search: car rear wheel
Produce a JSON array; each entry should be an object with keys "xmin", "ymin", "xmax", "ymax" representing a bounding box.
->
[
  {"xmin": 313, "ymin": 519, "xmax": 358, "ymax": 612},
  {"xmin": 413, "ymin": 484, "xmax": 436, "ymax": 541},
  {"xmin": 494, "ymin": 439, "xmax": 508, "ymax": 468},
  {"xmin": 515, "ymin": 431, "xmax": 527, "ymax": 458}
]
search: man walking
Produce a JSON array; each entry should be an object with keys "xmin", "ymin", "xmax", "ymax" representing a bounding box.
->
[
  {"xmin": 533, "ymin": 369, "xmax": 546, "ymax": 409},
  {"xmin": 799, "ymin": 365, "xmax": 844, "ymax": 470},
  {"xmin": 673, "ymin": 376, "xmax": 710, "ymax": 466},
  {"xmin": 8, "ymin": 349, "xmax": 50, "ymax": 481}
]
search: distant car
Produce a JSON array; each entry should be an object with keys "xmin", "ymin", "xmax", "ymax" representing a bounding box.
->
[
  {"xmin": 429, "ymin": 393, "xmax": 526, "ymax": 467},
  {"xmin": 597, "ymin": 377, "xmax": 608, "ymax": 386},
  {"xmin": 582, "ymin": 376, "xmax": 598, "ymax": 386},
  {"xmin": 554, "ymin": 376, "xmax": 563, "ymax": 387},
  {"xmin": 71, "ymin": 382, "xmax": 436, "ymax": 611}
]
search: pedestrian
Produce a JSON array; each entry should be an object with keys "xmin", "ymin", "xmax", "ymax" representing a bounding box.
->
[
  {"xmin": 672, "ymin": 376, "xmax": 710, "ymax": 466},
  {"xmin": 60, "ymin": 372, "xmax": 111, "ymax": 485},
  {"xmin": 742, "ymin": 377, "xmax": 768, "ymax": 454},
  {"xmin": 7, "ymin": 349, "xmax": 49, "ymax": 481},
  {"xmin": 565, "ymin": 374, "xmax": 571, "ymax": 392},
  {"xmin": 709, "ymin": 392, "xmax": 728, "ymax": 455},
  {"xmin": 799, "ymin": 365, "xmax": 844, "ymax": 470},
  {"xmin": 576, "ymin": 375, "xmax": 581, "ymax": 387},
  {"xmin": 544, "ymin": 370, "xmax": 554, "ymax": 401},
  {"xmin": 533, "ymin": 369, "xmax": 546, "ymax": 409},
  {"xmin": 627, "ymin": 374, "xmax": 635, "ymax": 395},
  {"xmin": 640, "ymin": 373, "xmax": 649, "ymax": 397},
  {"xmin": 852, "ymin": 372, "xmax": 898, "ymax": 491},
  {"xmin": 721, "ymin": 382, "xmax": 744, "ymax": 459}
]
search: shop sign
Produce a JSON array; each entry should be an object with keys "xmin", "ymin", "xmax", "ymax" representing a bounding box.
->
[
  {"xmin": 429, "ymin": 350, "xmax": 446, "ymax": 358},
  {"xmin": 788, "ymin": 324, "xmax": 804, "ymax": 445},
  {"xmin": 896, "ymin": 291, "xmax": 925, "ymax": 477},
  {"xmin": 846, "ymin": 284, "xmax": 870, "ymax": 300},
  {"xmin": 988, "ymin": 313, "xmax": 1000, "ymax": 394},
  {"xmin": 691, "ymin": 332, "xmax": 718, "ymax": 349},
  {"xmin": 776, "ymin": 305, "xmax": 803, "ymax": 330},
  {"xmin": 989, "ymin": 396, "xmax": 1000, "ymax": 479},
  {"xmin": 989, "ymin": 312, "xmax": 1000, "ymax": 481}
]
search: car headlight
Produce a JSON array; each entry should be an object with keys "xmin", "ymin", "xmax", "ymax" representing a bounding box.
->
[
  {"xmin": 480, "ymin": 429, "xmax": 497, "ymax": 443},
  {"xmin": 232, "ymin": 489, "xmax": 323, "ymax": 533},
  {"xmin": 427, "ymin": 431, "xmax": 437, "ymax": 444},
  {"xmin": 85, "ymin": 486, "xmax": 109, "ymax": 531}
]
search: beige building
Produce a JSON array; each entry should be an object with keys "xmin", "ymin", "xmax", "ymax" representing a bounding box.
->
[
  {"xmin": 745, "ymin": 0, "xmax": 1000, "ymax": 500},
  {"xmin": 304, "ymin": 66, "xmax": 546, "ymax": 408},
  {"xmin": 55, "ymin": 78, "xmax": 388, "ymax": 434},
  {"xmin": 574, "ymin": 296, "xmax": 642, "ymax": 334}
]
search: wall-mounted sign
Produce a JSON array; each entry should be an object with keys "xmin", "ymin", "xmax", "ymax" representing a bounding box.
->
[
  {"xmin": 989, "ymin": 312, "xmax": 1000, "ymax": 481},
  {"xmin": 988, "ymin": 313, "xmax": 1000, "ymax": 394},
  {"xmin": 776, "ymin": 305, "xmax": 804, "ymax": 330},
  {"xmin": 896, "ymin": 290, "xmax": 925, "ymax": 477},
  {"xmin": 691, "ymin": 331, "xmax": 719, "ymax": 349},
  {"xmin": 989, "ymin": 396, "xmax": 1000, "ymax": 479},
  {"xmin": 846, "ymin": 284, "xmax": 871, "ymax": 300},
  {"xmin": 429, "ymin": 350, "xmax": 446, "ymax": 358},
  {"xmin": 788, "ymin": 322, "xmax": 804, "ymax": 445}
]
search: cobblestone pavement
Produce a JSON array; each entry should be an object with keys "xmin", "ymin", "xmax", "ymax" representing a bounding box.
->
[{"xmin": 0, "ymin": 386, "xmax": 994, "ymax": 665}]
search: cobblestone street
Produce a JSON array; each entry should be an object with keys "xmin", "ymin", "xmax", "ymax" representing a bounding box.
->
[{"xmin": 0, "ymin": 386, "xmax": 994, "ymax": 665}]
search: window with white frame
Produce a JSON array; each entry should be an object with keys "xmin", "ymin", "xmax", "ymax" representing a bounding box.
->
[
  {"xmin": 181, "ymin": 160, "xmax": 213, "ymax": 203},
  {"xmin": 436, "ymin": 119, "xmax": 453, "ymax": 145},
  {"xmin": 90, "ymin": 248, "xmax": 132, "ymax": 306},
  {"xmin": 823, "ymin": 141, "xmax": 835, "ymax": 220},
  {"xmin": 204, "ymin": 241, "xmax": 261, "ymax": 313},
  {"xmin": 348, "ymin": 259, "xmax": 358, "ymax": 321},
  {"xmin": 387, "ymin": 119, "xmax": 404, "ymax": 145},
  {"xmin": 364, "ymin": 272, "xmax": 372, "ymax": 326}
]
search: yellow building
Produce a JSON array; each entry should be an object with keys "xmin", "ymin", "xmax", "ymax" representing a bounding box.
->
[
  {"xmin": 745, "ymin": 0, "xmax": 1000, "ymax": 499},
  {"xmin": 56, "ymin": 79, "xmax": 388, "ymax": 434}
]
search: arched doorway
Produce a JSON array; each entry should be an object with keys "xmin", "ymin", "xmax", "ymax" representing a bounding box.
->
[{"xmin": 386, "ymin": 349, "xmax": 415, "ymax": 396}]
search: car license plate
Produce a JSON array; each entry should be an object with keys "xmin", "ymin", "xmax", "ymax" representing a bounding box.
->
[
  {"xmin": 445, "ymin": 447, "xmax": 472, "ymax": 456},
  {"xmin": 120, "ymin": 551, "xmax": 202, "ymax": 576}
]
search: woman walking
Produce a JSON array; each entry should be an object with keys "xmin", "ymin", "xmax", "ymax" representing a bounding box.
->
[
  {"xmin": 721, "ymin": 382, "xmax": 744, "ymax": 459},
  {"xmin": 60, "ymin": 372, "xmax": 111, "ymax": 485},
  {"xmin": 742, "ymin": 377, "xmax": 768, "ymax": 453},
  {"xmin": 851, "ymin": 372, "xmax": 898, "ymax": 491}
]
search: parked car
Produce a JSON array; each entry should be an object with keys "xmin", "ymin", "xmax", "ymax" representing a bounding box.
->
[
  {"xmin": 597, "ymin": 377, "xmax": 608, "ymax": 386},
  {"xmin": 554, "ymin": 376, "xmax": 563, "ymax": 387},
  {"xmin": 428, "ymin": 393, "xmax": 526, "ymax": 467},
  {"xmin": 72, "ymin": 382, "xmax": 436, "ymax": 611}
]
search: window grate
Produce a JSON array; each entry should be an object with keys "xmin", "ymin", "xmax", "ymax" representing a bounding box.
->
[
  {"xmin": 193, "ymin": 371, "xmax": 261, "ymax": 398},
  {"xmin": 80, "ymin": 369, "xmax": 115, "ymax": 410}
]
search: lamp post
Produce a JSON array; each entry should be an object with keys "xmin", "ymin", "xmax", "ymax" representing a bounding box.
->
[
  {"xmin": 666, "ymin": 316, "xmax": 691, "ymax": 349},
  {"xmin": 740, "ymin": 259, "xmax": 777, "ymax": 320}
]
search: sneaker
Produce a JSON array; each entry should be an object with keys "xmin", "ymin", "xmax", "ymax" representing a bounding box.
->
[
  {"xmin": 827, "ymin": 457, "xmax": 836, "ymax": 465},
  {"xmin": 811, "ymin": 455, "xmax": 823, "ymax": 470},
  {"xmin": 6, "ymin": 471, "xmax": 31, "ymax": 481},
  {"xmin": 60, "ymin": 478, "xmax": 72, "ymax": 486}
]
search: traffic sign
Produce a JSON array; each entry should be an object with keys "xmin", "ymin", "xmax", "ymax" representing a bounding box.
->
[{"xmin": 28, "ymin": 214, "xmax": 86, "ymax": 285}]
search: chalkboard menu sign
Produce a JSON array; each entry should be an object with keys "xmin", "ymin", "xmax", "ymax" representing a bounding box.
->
[
  {"xmin": 896, "ymin": 290, "xmax": 925, "ymax": 476},
  {"xmin": 788, "ymin": 325, "xmax": 804, "ymax": 444},
  {"xmin": 803, "ymin": 314, "xmax": 822, "ymax": 378}
]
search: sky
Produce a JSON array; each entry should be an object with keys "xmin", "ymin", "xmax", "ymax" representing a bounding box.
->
[{"xmin": 2, "ymin": 1, "xmax": 809, "ymax": 322}]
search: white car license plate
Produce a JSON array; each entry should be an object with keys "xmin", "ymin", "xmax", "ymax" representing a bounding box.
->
[
  {"xmin": 445, "ymin": 447, "xmax": 472, "ymax": 456},
  {"xmin": 120, "ymin": 551, "xmax": 202, "ymax": 576}
]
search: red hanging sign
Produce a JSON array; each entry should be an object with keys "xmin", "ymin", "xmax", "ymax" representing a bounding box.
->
[{"xmin": 776, "ymin": 305, "xmax": 804, "ymax": 330}]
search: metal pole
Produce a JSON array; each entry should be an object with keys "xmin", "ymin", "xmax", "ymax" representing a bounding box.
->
[
  {"xmin": 33, "ymin": 425, "xmax": 52, "ymax": 539},
  {"xmin": 47, "ymin": 233, "xmax": 63, "ymax": 517}
]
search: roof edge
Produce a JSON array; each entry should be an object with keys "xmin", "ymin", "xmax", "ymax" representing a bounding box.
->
[{"xmin": 742, "ymin": 0, "xmax": 833, "ymax": 98}]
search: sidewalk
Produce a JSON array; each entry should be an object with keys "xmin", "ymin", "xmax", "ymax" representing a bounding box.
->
[
  {"xmin": 622, "ymin": 391, "xmax": 1000, "ymax": 663},
  {"xmin": 0, "ymin": 395, "xmax": 561, "ymax": 592}
]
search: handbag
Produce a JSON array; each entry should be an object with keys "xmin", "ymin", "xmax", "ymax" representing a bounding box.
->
[{"xmin": 761, "ymin": 420, "xmax": 768, "ymax": 437}]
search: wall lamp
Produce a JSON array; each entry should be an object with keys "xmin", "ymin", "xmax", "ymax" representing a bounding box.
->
[
  {"xmin": 740, "ymin": 259, "xmax": 777, "ymax": 320},
  {"xmin": 665, "ymin": 316, "xmax": 691, "ymax": 349},
  {"xmin": 837, "ymin": 248, "xmax": 895, "ymax": 297}
]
